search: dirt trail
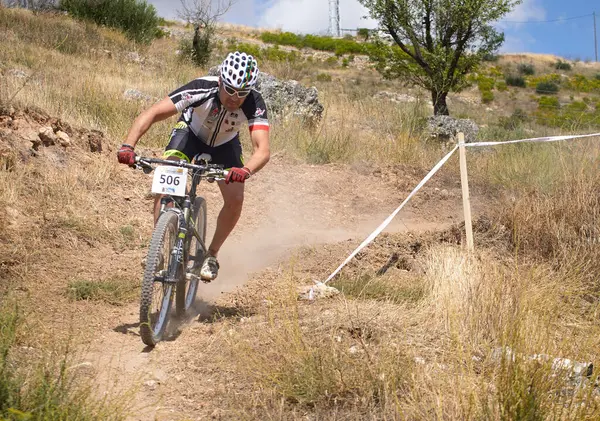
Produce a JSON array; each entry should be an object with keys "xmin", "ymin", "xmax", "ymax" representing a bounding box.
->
[
  {"xmin": 70, "ymin": 154, "xmax": 475, "ymax": 420},
  {"xmin": 0, "ymin": 104, "xmax": 473, "ymax": 419}
]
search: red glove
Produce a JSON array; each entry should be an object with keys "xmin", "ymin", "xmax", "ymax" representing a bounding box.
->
[
  {"xmin": 225, "ymin": 167, "xmax": 251, "ymax": 184},
  {"xmin": 117, "ymin": 144, "xmax": 136, "ymax": 165}
]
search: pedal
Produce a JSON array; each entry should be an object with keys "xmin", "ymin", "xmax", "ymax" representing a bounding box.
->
[
  {"xmin": 185, "ymin": 272, "xmax": 210, "ymax": 284},
  {"xmin": 185, "ymin": 272, "xmax": 200, "ymax": 282}
]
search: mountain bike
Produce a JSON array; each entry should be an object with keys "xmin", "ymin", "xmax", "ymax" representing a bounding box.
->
[{"xmin": 133, "ymin": 154, "xmax": 227, "ymax": 347}]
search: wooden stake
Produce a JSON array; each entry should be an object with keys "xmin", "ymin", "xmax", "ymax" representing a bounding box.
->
[{"xmin": 458, "ymin": 132, "xmax": 474, "ymax": 251}]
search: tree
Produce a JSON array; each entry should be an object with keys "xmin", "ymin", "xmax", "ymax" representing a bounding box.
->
[
  {"xmin": 178, "ymin": 0, "xmax": 235, "ymax": 66},
  {"xmin": 359, "ymin": 0, "xmax": 521, "ymax": 115}
]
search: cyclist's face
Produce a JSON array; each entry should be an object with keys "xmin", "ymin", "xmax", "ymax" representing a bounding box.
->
[{"xmin": 219, "ymin": 81, "xmax": 248, "ymax": 111}]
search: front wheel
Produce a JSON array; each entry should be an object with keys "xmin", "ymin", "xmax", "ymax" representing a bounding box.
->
[
  {"xmin": 140, "ymin": 211, "xmax": 179, "ymax": 346},
  {"xmin": 176, "ymin": 197, "xmax": 207, "ymax": 318}
]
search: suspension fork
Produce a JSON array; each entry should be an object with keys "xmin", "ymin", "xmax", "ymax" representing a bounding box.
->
[{"xmin": 165, "ymin": 208, "xmax": 188, "ymax": 284}]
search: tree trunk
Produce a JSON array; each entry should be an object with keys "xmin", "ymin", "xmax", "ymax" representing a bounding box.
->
[{"xmin": 432, "ymin": 90, "xmax": 449, "ymax": 116}]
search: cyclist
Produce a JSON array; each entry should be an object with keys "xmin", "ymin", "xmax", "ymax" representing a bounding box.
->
[{"xmin": 117, "ymin": 51, "xmax": 270, "ymax": 282}]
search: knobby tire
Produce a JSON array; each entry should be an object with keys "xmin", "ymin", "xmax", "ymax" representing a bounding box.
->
[{"xmin": 139, "ymin": 211, "xmax": 179, "ymax": 347}]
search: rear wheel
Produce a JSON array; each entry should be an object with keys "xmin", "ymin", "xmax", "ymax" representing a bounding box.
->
[
  {"xmin": 176, "ymin": 197, "xmax": 207, "ymax": 317},
  {"xmin": 140, "ymin": 211, "xmax": 178, "ymax": 346}
]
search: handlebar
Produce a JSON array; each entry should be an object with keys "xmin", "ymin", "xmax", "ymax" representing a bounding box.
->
[{"xmin": 134, "ymin": 156, "xmax": 229, "ymax": 179}]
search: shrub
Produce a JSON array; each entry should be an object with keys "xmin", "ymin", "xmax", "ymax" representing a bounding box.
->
[
  {"xmin": 498, "ymin": 108, "xmax": 528, "ymax": 130},
  {"xmin": 554, "ymin": 60, "xmax": 572, "ymax": 71},
  {"xmin": 595, "ymin": 73, "xmax": 600, "ymax": 80},
  {"xmin": 177, "ymin": 27, "xmax": 215, "ymax": 66},
  {"xmin": 316, "ymin": 73, "xmax": 332, "ymax": 82},
  {"xmin": 325, "ymin": 56, "xmax": 338, "ymax": 66},
  {"xmin": 342, "ymin": 57, "xmax": 349, "ymax": 67},
  {"xmin": 477, "ymin": 75, "xmax": 495, "ymax": 91},
  {"xmin": 259, "ymin": 31, "xmax": 366, "ymax": 55},
  {"xmin": 517, "ymin": 63, "xmax": 535, "ymax": 75},
  {"xmin": 537, "ymin": 96, "xmax": 560, "ymax": 110},
  {"xmin": 505, "ymin": 74, "xmax": 526, "ymax": 87},
  {"xmin": 481, "ymin": 90, "xmax": 494, "ymax": 103},
  {"xmin": 487, "ymin": 66, "xmax": 504, "ymax": 78},
  {"xmin": 357, "ymin": 27, "xmax": 370, "ymax": 40},
  {"xmin": 497, "ymin": 81, "xmax": 508, "ymax": 91},
  {"xmin": 482, "ymin": 52, "xmax": 499, "ymax": 62},
  {"xmin": 536, "ymin": 81, "xmax": 559, "ymax": 94},
  {"xmin": 563, "ymin": 74, "xmax": 600, "ymax": 92},
  {"xmin": 60, "ymin": 0, "xmax": 161, "ymax": 44},
  {"xmin": 225, "ymin": 41, "xmax": 300, "ymax": 63}
]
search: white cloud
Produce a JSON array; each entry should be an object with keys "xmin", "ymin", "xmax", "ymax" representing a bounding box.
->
[
  {"xmin": 256, "ymin": 0, "xmax": 377, "ymax": 34},
  {"xmin": 499, "ymin": 0, "xmax": 547, "ymax": 29},
  {"xmin": 147, "ymin": 0, "xmax": 378, "ymax": 34},
  {"xmin": 499, "ymin": 33, "xmax": 537, "ymax": 53},
  {"xmin": 494, "ymin": 0, "xmax": 546, "ymax": 53}
]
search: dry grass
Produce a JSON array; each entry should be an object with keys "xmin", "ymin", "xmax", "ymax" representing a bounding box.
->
[
  {"xmin": 222, "ymin": 243, "xmax": 600, "ymax": 419},
  {"xmin": 1, "ymin": 8, "xmax": 600, "ymax": 420}
]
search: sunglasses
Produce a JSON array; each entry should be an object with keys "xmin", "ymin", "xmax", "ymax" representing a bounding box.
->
[{"xmin": 222, "ymin": 83, "xmax": 251, "ymax": 98}]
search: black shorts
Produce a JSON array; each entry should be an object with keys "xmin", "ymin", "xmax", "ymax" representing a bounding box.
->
[{"xmin": 163, "ymin": 121, "xmax": 244, "ymax": 169}]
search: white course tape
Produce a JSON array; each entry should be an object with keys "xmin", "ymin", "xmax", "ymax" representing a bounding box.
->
[
  {"xmin": 322, "ymin": 145, "xmax": 459, "ymax": 285},
  {"xmin": 467, "ymin": 132, "xmax": 600, "ymax": 148},
  {"xmin": 317, "ymin": 130, "xmax": 600, "ymax": 295}
]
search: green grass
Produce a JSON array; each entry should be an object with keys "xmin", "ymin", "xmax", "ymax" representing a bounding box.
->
[
  {"xmin": 231, "ymin": 292, "xmax": 413, "ymax": 412},
  {"xmin": 67, "ymin": 277, "xmax": 138, "ymax": 305},
  {"xmin": 0, "ymin": 302, "xmax": 127, "ymax": 420},
  {"xmin": 331, "ymin": 273, "xmax": 427, "ymax": 304}
]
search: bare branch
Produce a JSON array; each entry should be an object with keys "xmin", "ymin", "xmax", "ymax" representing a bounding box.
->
[{"xmin": 177, "ymin": 0, "xmax": 235, "ymax": 27}]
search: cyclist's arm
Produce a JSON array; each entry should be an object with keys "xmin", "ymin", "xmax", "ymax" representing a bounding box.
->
[
  {"xmin": 244, "ymin": 129, "xmax": 270, "ymax": 175},
  {"xmin": 124, "ymin": 97, "xmax": 178, "ymax": 148}
]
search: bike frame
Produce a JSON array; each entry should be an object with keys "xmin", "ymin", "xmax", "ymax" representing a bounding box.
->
[{"xmin": 135, "ymin": 156, "xmax": 226, "ymax": 285}]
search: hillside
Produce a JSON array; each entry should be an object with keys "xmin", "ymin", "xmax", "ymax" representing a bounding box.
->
[{"xmin": 1, "ymin": 7, "xmax": 600, "ymax": 420}]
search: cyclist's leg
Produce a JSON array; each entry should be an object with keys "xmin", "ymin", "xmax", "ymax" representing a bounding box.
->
[
  {"xmin": 154, "ymin": 121, "xmax": 202, "ymax": 224},
  {"xmin": 208, "ymin": 181, "xmax": 244, "ymax": 257},
  {"xmin": 200, "ymin": 137, "xmax": 245, "ymax": 280},
  {"xmin": 207, "ymin": 136, "xmax": 245, "ymax": 257}
]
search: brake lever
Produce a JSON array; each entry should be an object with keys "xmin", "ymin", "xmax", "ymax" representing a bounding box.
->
[{"xmin": 132, "ymin": 158, "xmax": 154, "ymax": 174}]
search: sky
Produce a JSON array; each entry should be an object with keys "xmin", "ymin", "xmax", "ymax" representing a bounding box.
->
[{"xmin": 149, "ymin": 0, "xmax": 600, "ymax": 61}]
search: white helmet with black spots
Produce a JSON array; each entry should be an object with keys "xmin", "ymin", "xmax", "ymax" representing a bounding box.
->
[{"xmin": 219, "ymin": 51, "xmax": 259, "ymax": 89}]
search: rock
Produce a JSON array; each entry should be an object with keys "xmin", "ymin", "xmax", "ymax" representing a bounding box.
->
[
  {"xmin": 414, "ymin": 356, "xmax": 426, "ymax": 365},
  {"xmin": 0, "ymin": 115, "xmax": 12, "ymax": 127},
  {"xmin": 159, "ymin": 27, "xmax": 188, "ymax": 39},
  {"xmin": 375, "ymin": 91, "xmax": 418, "ymax": 103},
  {"xmin": 123, "ymin": 89, "xmax": 154, "ymax": 102},
  {"xmin": 50, "ymin": 118, "xmax": 72, "ymax": 136},
  {"xmin": 8, "ymin": 69, "xmax": 28, "ymax": 79},
  {"xmin": 298, "ymin": 282, "xmax": 340, "ymax": 300},
  {"xmin": 144, "ymin": 380, "xmax": 158, "ymax": 390},
  {"xmin": 56, "ymin": 130, "xmax": 70, "ymax": 147},
  {"xmin": 126, "ymin": 51, "xmax": 143, "ymax": 63},
  {"xmin": 348, "ymin": 345, "xmax": 364, "ymax": 354},
  {"xmin": 38, "ymin": 126, "xmax": 56, "ymax": 146},
  {"xmin": 0, "ymin": 105, "xmax": 16, "ymax": 118},
  {"xmin": 426, "ymin": 115, "xmax": 479, "ymax": 143},
  {"xmin": 87, "ymin": 130, "xmax": 103, "ymax": 153},
  {"xmin": 491, "ymin": 347, "xmax": 593, "ymax": 384},
  {"xmin": 208, "ymin": 67, "xmax": 324, "ymax": 125},
  {"xmin": 27, "ymin": 131, "xmax": 42, "ymax": 150}
]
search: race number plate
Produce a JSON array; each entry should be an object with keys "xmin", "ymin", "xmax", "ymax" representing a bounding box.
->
[{"xmin": 151, "ymin": 166, "xmax": 188, "ymax": 197}]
